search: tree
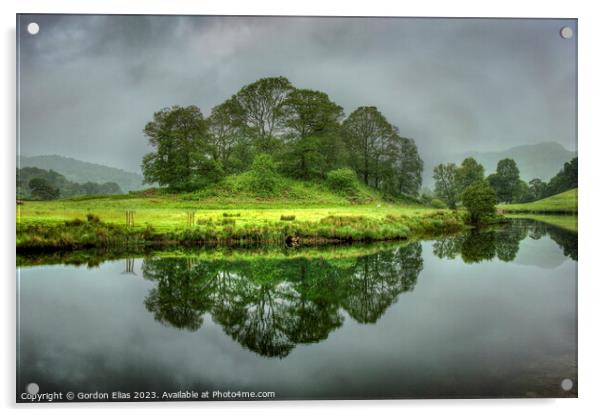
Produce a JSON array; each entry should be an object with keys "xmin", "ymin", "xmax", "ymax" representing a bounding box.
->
[
  {"xmin": 141, "ymin": 105, "xmax": 219, "ymax": 191},
  {"xmin": 455, "ymin": 157, "xmax": 485, "ymax": 193},
  {"xmin": 394, "ymin": 136, "xmax": 423, "ymax": 196},
  {"xmin": 279, "ymin": 135, "xmax": 328, "ymax": 180},
  {"xmin": 433, "ymin": 163, "xmax": 459, "ymax": 209},
  {"xmin": 233, "ymin": 76, "xmax": 295, "ymax": 153},
  {"xmin": 28, "ymin": 178, "xmax": 60, "ymax": 200},
  {"xmin": 487, "ymin": 158, "xmax": 521, "ymax": 203},
  {"xmin": 278, "ymin": 89, "xmax": 346, "ymax": 180},
  {"xmin": 282, "ymin": 89, "xmax": 344, "ymax": 138},
  {"xmin": 461, "ymin": 182, "xmax": 497, "ymax": 225},
  {"xmin": 341, "ymin": 106, "xmax": 396, "ymax": 188},
  {"xmin": 207, "ymin": 98, "xmax": 249, "ymax": 174},
  {"xmin": 528, "ymin": 178, "xmax": 547, "ymax": 201},
  {"xmin": 546, "ymin": 157, "xmax": 577, "ymax": 197}
]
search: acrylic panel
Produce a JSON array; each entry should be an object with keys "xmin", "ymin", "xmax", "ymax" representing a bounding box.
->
[{"xmin": 16, "ymin": 14, "xmax": 577, "ymax": 402}]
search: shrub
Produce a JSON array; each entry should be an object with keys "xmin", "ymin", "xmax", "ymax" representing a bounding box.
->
[
  {"xmin": 248, "ymin": 154, "xmax": 281, "ymax": 196},
  {"xmin": 221, "ymin": 218, "xmax": 236, "ymax": 226},
  {"xmin": 86, "ymin": 213, "xmax": 101, "ymax": 223},
  {"xmin": 280, "ymin": 215, "xmax": 296, "ymax": 221},
  {"xmin": 326, "ymin": 168, "xmax": 360, "ymax": 196},
  {"xmin": 430, "ymin": 198, "xmax": 446, "ymax": 209},
  {"xmin": 461, "ymin": 182, "xmax": 497, "ymax": 225}
]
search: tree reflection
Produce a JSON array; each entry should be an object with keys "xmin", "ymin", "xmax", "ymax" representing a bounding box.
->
[
  {"xmin": 432, "ymin": 219, "xmax": 577, "ymax": 263},
  {"xmin": 142, "ymin": 243, "xmax": 423, "ymax": 357}
]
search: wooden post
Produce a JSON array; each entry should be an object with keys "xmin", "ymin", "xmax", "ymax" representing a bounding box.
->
[
  {"xmin": 187, "ymin": 210, "xmax": 196, "ymax": 227},
  {"xmin": 125, "ymin": 210, "xmax": 135, "ymax": 228}
]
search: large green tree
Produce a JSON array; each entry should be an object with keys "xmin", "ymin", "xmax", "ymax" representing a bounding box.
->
[
  {"xmin": 283, "ymin": 89, "xmax": 344, "ymax": 138},
  {"xmin": 487, "ymin": 158, "xmax": 521, "ymax": 203},
  {"xmin": 233, "ymin": 76, "xmax": 295, "ymax": 153},
  {"xmin": 341, "ymin": 106, "xmax": 397, "ymax": 188},
  {"xmin": 279, "ymin": 89, "xmax": 346, "ymax": 179},
  {"xmin": 433, "ymin": 163, "xmax": 459, "ymax": 209},
  {"xmin": 141, "ymin": 105, "xmax": 221, "ymax": 191},
  {"xmin": 461, "ymin": 181, "xmax": 497, "ymax": 225},
  {"xmin": 392, "ymin": 136, "xmax": 423, "ymax": 196},
  {"xmin": 455, "ymin": 157, "xmax": 485, "ymax": 193},
  {"xmin": 207, "ymin": 98, "xmax": 249, "ymax": 174}
]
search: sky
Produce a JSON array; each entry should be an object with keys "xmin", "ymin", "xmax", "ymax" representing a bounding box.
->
[{"xmin": 17, "ymin": 15, "xmax": 577, "ymax": 174}]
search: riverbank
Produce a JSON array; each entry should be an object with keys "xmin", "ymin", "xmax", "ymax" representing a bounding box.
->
[
  {"xmin": 501, "ymin": 188, "xmax": 577, "ymax": 215},
  {"xmin": 17, "ymin": 196, "xmax": 468, "ymax": 251}
]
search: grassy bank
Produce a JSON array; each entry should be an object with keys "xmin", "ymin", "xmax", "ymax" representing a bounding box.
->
[
  {"xmin": 16, "ymin": 240, "xmax": 416, "ymax": 268},
  {"xmin": 17, "ymin": 185, "xmax": 468, "ymax": 250},
  {"xmin": 501, "ymin": 188, "xmax": 577, "ymax": 214}
]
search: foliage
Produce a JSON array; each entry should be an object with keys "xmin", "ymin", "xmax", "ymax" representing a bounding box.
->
[
  {"xmin": 247, "ymin": 154, "xmax": 282, "ymax": 196},
  {"xmin": 455, "ymin": 157, "xmax": 485, "ymax": 193},
  {"xmin": 207, "ymin": 98, "xmax": 249, "ymax": 174},
  {"xmin": 282, "ymin": 89, "xmax": 344, "ymax": 138},
  {"xmin": 326, "ymin": 168, "xmax": 361, "ymax": 196},
  {"xmin": 433, "ymin": 163, "xmax": 459, "ymax": 209},
  {"xmin": 546, "ymin": 157, "xmax": 577, "ymax": 197},
  {"xmin": 515, "ymin": 157, "xmax": 578, "ymax": 203},
  {"xmin": 138, "ymin": 77, "xmax": 424, "ymax": 199},
  {"xmin": 461, "ymin": 182, "xmax": 497, "ymax": 225},
  {"xmin": 232, "ymin": 76, "xmax": 294, "ymax": 153},
  {"xmin": 430, "ymin": 198, "xmax": 446, "ymax": 209},
  {"xmin": 502, "ymin": 188, "xmax": 577, "ymax": 214},
  {"xmin": 19, "ymin": 155, "xmax": 144, "ymax": 192},
  {"xmin": 17, "ymin": 167, "xmax": 122, "ymax": 199},
  {"xmin": 433, "ymin": 218, "xmax": 576, "ymax": 263},
  {"xmin": 487, "ymin": 158, "xmax": 521, "ymax": 203},
  {"xmin": 341, "ymin": 107, "xmax": 423, "ymax": 197},
  {"xmin": 142, "ymin": 105, "xmax": 220, "ymax": 191},
  {"xmin": 28, "ymin": 178, "xmax": 60, "ymax": 200}
]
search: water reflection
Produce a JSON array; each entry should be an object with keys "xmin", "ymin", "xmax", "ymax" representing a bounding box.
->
[
  {"xmin": 142, "ymin": 244, "xmax": 423, "ymax": 358},
  {"xmin": 17, "ymin": 218, "xmax": 578, "ymax": 399},
  {"xmin": 433, "ymin": 219, "xmax": 577, "ymax": 263}
]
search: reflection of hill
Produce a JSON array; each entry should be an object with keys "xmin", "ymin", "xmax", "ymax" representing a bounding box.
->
[
  {"xmin": 432, "ymin": 219, "xmax": 577, "ymax": 264},
  {"xmin": 142, "ymin": 244, "xmax": 423, "ymax": 358}
]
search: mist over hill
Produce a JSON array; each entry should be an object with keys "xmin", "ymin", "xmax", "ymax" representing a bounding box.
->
[
  {"xmin": 18, "ymin": 155, "xmax": 144, "ymax": 193},
  {"xmin": 423, "ymin": 142, "xmax": 576, "ymax": 188}
]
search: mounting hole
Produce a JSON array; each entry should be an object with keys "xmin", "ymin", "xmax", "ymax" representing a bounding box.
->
[
  {"xmin": 27, "ymin": 22, "xmax": 40, "ymax": 35},
  {"xmin": 560, "ymin": 378, "xmax": 574, "ymax": 391},
  {"xmin": 26, "ymin": 382, "xmax": 39, "ymax": 395},
  {"xmin": 560, "ymin": 26, "xmax": 573, "ymax": 39}
]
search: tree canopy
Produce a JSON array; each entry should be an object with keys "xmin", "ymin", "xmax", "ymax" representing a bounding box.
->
[{"xmin": 141, "ymin": 76, "xmax": 424, "ymax": 198}]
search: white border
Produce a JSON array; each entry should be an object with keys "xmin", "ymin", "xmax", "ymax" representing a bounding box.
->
[{"xmin": 2, "ymin": 1, "xmax": 601, "ymax": 416}]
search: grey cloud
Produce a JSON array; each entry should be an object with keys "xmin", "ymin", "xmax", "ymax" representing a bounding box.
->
[{"xmin": 18, "ymin": 15, "xmax": 576, "ymax": 173}]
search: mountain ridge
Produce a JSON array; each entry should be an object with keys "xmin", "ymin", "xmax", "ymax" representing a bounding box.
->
[
  {"xmin": 423, "ymin": 142, "xmax": 576, "ymax": 187},
  {"xmin": 18, "ymin": 154, "xmax": 144, "ymax": 192}
]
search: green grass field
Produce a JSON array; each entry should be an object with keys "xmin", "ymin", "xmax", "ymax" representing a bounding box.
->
[
  {"xmin": 17, "ymin": 194, "xmax": 438, "ymax": 231},
  {"xmin": 17, "ymin": 180, "xmax": 468, "ymax": 250},
  {"xmin": 501, "ymin": 188, "xmax": 577, "ymax": 214}
]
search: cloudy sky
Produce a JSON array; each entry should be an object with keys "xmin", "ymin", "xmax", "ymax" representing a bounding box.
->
[{"xmin": 18, "ymin": 15, "xmax": 577, "ymax": 174}]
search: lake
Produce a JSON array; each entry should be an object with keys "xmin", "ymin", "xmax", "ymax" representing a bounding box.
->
[{"xmin": 16, "ymin": 218, "xmax": 577, "ymax": 401}]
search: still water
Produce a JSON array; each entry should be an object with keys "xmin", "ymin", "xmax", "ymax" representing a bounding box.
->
[{"xmin": 17, "ymin": 219, "xmax": 577, "ymax": 400}]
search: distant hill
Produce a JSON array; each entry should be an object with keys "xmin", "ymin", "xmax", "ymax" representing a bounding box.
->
[
  {"xmin": 17, "ymin": 167, "xmax": 122, "ymax": 199},
  {"xmin": 455, "ymin": 142, "xmax": 576, "ymax": 182},
  {"xmin": 18, "ymin": 155, "xmax": 145, "ymax": 192}
]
